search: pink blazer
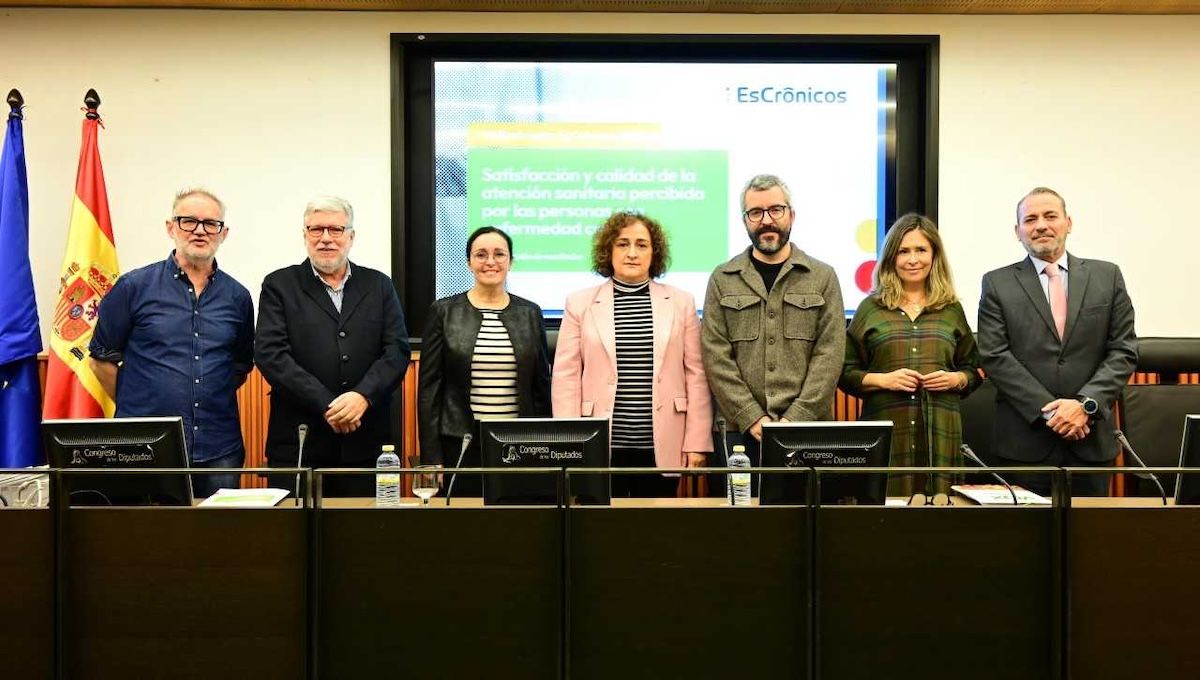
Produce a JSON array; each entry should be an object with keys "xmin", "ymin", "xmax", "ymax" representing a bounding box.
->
[{"xmin": 552, "ymin": 280, "xmax": 713, "ymax": 471}]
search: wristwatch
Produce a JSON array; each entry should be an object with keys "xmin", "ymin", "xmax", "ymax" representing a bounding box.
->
[{"xmin": 1077, "ymin": 395, "xmax": 1099, "ymax": 417}]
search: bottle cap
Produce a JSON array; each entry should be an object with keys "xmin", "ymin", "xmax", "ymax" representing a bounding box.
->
[
  {"xmin": 381, "ymin": 444, "xmax": 395, "ymax": 452},
  {"xmin": 732, "ymin": 444, "xmax": 746, "ymax": 452}
]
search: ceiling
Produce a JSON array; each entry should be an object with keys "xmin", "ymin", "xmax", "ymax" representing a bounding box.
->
[{"xmin": 4, "ymin": 0, "xmax": 1200, "ymax": 13}]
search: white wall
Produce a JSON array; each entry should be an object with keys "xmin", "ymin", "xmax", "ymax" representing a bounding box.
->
[{"xmin": 3, "ymin": 8, "xmax": 1198, "ymax": 340}]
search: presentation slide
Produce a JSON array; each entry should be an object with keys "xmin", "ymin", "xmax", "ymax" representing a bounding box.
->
[{"xmin": 432, "ymin": 61, "xmax": 894, "ymax": 315}]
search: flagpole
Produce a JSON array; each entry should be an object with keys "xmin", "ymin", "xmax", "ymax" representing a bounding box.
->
[
  {"xmin": 6, "ymin": 89, "xmax": 21, "ymax": 118},
  {"xmin": 84, "ymin": 88, "xmax": 100, "ymax": 118}
]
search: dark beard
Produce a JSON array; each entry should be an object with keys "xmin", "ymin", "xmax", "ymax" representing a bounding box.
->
[{"xmin": 752, "ymin": 227, "xmax": 789, "ymax": 255}]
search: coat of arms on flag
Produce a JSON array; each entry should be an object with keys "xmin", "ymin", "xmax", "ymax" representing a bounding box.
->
[{"xmin": 53, "ymin": 262, "xmax": 117, "ymax": 351}]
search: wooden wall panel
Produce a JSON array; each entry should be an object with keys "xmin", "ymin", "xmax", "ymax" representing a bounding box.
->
[
  {"xmin": 835, "ymin": 389, "xmax": 863, "ymax": 422},
  {"xmin": 402, "ymin": 360, "xmax": 420, "ymax": 467},
  {"xmin": 236, "ymin": 367, "xmax": 270, "ymax": 489}
]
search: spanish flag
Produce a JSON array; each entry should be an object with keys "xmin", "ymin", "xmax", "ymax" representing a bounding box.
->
[{"xmin": 42, "ymin": 91, "xmax": 119, "ymax": 419}]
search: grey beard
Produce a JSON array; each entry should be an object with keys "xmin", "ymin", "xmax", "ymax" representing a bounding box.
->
[
  {"xmin": 753, "ymin": 231, "xmax": 789, "ymax": 255},
  {"xmin": 178, "ymin": 248, "xmax": 215, "ymax": 268},
  {"xmin": 311, "ymin": 257, "xmax": 346, "ymax": 275}
]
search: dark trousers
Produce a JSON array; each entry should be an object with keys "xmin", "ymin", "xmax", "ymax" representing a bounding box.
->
[
  {"xmin": 610, "ymin": 447, "xmax": 678, "ymax": 498},
  {"xmin": 190, "ymin": 449, "xmax": 245, "ymax": 498},
  {"xmin": 267, "ymin": 458, "xmax": 375, "ymax": 499},
  {"xmin": 996, "ymin": 445, "xmax": 1111, "ymax": 497}
]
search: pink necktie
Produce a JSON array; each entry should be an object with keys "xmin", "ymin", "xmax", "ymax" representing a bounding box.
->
[{"xmin": 1046, "ymin": 263, "xmax": 1067, "ymax": 339}]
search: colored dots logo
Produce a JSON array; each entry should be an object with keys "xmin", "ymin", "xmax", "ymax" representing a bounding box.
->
[
  {"xmin": 854, "ymin": 219, "xmax": 878, "ymax": 293},
  {"xmin": 855, "ymin": 261, "xmax": 876, "ymax": 293},
  {"xmin": 855, "ymin": 219, "xmax": 876, "ymax": 253}
]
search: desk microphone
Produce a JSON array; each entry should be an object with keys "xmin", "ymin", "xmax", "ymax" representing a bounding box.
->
[
  {"xmin": 295, "ymin": 424, "xmax": 309, "ymax": 500},
  {"xmin": 1113, "ymin": 430, "xmax": 1168, "ymax": 506},
  {"xmin": 960, "ymin": 444, "xmax": 1018, "ymax": 505},
  {"xmin": 445, "ymin": 433, "xmax": 473, "ymax": 506},
  {"xmin": 716, "ymin": 418, "xmax": 730, "ymax": 466},
  {"xmin": 716, "ymin": 418, "xmax": 732, "ymax": 503}
]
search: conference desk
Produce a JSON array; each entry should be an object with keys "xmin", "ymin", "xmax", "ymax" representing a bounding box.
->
[{"xmin": 3, "ymin": 494, "xmax": 1199, "ymax": 679}]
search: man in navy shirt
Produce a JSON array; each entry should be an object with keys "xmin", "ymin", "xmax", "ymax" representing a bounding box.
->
[{"xmin": 89, "ymin": 189, "xmax": 255, "ymax": 497}]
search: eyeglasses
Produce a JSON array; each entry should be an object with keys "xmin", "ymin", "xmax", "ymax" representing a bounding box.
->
[
  {"xmin": 471, "ymin": 250, "xmax": 510, "ymax": 263},
  {"xmin": 908, "ymin": 492, "xmax": 952, "ymax": 506},
  {"xmin": 305, "ymin": 225, "xmax": 349, "ymax": 238},
  {"xmin": 743, "ymin": 204, "xmax": 790, "ymax": 224},
  {"xmin": 174, "ymin": 216, "xmax": 226, "ymax": 235}
]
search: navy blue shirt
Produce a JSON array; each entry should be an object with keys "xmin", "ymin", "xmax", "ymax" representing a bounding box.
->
[{"xmin": 89, "ymin": 252, "xmax": 255, "ymax": 462}]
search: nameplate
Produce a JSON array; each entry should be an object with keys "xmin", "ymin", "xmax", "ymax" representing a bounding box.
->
[
  {"xmin": 67, "ymin": 444, "xmax": 156, "ymax": 467},
  {"xmin": 789, "ymin": 449, "xmax": 869, "ymax": 467},
  {"xmin": 499, "ymin": 444, "xmax": 585, "ymax": 465}
]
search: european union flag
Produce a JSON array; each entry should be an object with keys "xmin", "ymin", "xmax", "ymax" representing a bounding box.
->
[{"xmin": 0, "ymin": 89, "xmax": 43, "ymax": 468}]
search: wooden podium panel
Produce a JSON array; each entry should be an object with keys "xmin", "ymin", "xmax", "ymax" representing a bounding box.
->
[
  {"xmin": 567, "ymin": 505, "xmax": 810, "ymax": 680},
  {"xmin": 317, "ymin": 506, "xmax": 562, "ymax": 680},
  {"xmin": 818, "ymin": 506, "xmax": 1057, "ymax": 680},
  {"xmin": 62, "ymin": 508, "xmax": 307, "ymax": 680},
  {"xmin": 1069, "ymin": 507, "xmax": 1200, "ymax": 677},
  {"xmin": 0, "ymin": 509, "xmax": 53, "ymax": 679}
]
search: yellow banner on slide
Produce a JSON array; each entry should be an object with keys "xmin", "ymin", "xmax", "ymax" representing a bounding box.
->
[{"xmin": 467, "ymin": 123, "xmax": 661, "ymax": 149}]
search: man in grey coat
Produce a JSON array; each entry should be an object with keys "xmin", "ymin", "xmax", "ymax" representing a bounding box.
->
[
  {"xmin": 702, "ymin": 174, "xmax": 846, "ymax": 473},
  {"xmin": 978, "ymin": 186, "xmax": 1137, "ymax": 496}
]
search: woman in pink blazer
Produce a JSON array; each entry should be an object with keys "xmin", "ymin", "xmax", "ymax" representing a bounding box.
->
[{"xmin": 552, "ymin": 211, "xmax": 712, "ymax": 497}]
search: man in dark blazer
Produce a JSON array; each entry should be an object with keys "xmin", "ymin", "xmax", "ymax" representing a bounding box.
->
[
  {"xmin": 978, "ymin": 187, "xmax": 1137, "ymax": 496},
  {"xmin": 255, "ymin": 196, "xmax": 410, "ymax": 496}
]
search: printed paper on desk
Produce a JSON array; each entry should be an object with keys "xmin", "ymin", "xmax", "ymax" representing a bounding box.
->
[
  {"xmin": 952, "ymin": 484, "xmax": 1051, "ymax": 506},
  {"xmin": 199, "ymin": 488, "xmax": 291, "ymax": 508}
]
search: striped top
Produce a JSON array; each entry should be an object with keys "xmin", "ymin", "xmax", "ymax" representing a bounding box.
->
[
  {"xmin": 469, "ymin": 307, "xmax": 520, "ymax": 420},
  {"xmin": 611, "ymin": 279, "xmax": 655, "ymax": 449}
]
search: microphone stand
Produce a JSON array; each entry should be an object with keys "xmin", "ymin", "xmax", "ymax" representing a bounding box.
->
[
  {"xmin": 960, "ymin": 444, "xmax": 1018, "ymax": 505},
  {"xmin": 295, "ymin": 424, "xmax": 308, "ymax": 501},
  {"xmin": 717, "ymin": 418, "xmax": 731, "ymax": 464},
  {"xmin": 717, "ymin": 418, "xmax": 730, "ymax": 502},
  {"xmin": 445, "ymin": 433, "xmax": 473, "ymax": 506},
  {"xmin": 1113, "ymin": 430, "xmax": 1168, "ymax": 506}
]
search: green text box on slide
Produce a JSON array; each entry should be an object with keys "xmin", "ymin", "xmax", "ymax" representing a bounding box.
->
[{"xmin": 468, "ymin": 149, "xmax": 728, "ymax": 273}]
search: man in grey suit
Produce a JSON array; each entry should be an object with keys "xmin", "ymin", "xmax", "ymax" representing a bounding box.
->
[{"xmin": 978, "ymin": 187, "xmax": 1137, "ymax": 496}]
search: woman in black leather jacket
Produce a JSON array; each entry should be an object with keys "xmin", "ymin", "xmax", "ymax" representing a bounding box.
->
[{"xmin": 418, "ymin": 226, "xmax": 552, "ymax": 496}]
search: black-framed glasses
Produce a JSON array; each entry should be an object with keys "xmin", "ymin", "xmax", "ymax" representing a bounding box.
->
[
  {"xmin": 173, "ymin": 216, "xmax": 226, "ymax": 235},
  {"xmin": 908, "ymin": 492, "xmax": 951, "ymax": 506},
  {"xmin": 305, "ymin": 225, "xmax": 349, "ymax": 238},
  {"xmin": 743, "ymin": 204, "xmax": 790, "ymax": 224}
]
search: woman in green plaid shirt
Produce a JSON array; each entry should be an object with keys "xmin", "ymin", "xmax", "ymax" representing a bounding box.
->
[{"xmin": 840, "ymin": 214, "xmax": 981, "ymax": 496}]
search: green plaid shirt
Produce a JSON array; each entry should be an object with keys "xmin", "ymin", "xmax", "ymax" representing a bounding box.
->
[{"xmin": 840, "ymin": 297, "xmax": 981, "ymax": 495}]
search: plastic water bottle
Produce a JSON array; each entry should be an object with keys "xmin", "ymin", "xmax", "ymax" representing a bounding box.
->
[
  {"xmin": 727, "ymin": 444, "xmax": 752, "ymax": 506},
  {"xmin": 375, "ymin": 444, "xmax": 401, "ymax": 507}
]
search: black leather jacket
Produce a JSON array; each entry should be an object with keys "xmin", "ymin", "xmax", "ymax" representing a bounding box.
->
[{"xmin": 417, "ymin": 292, "xmax": 552, "ymax": 464}]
